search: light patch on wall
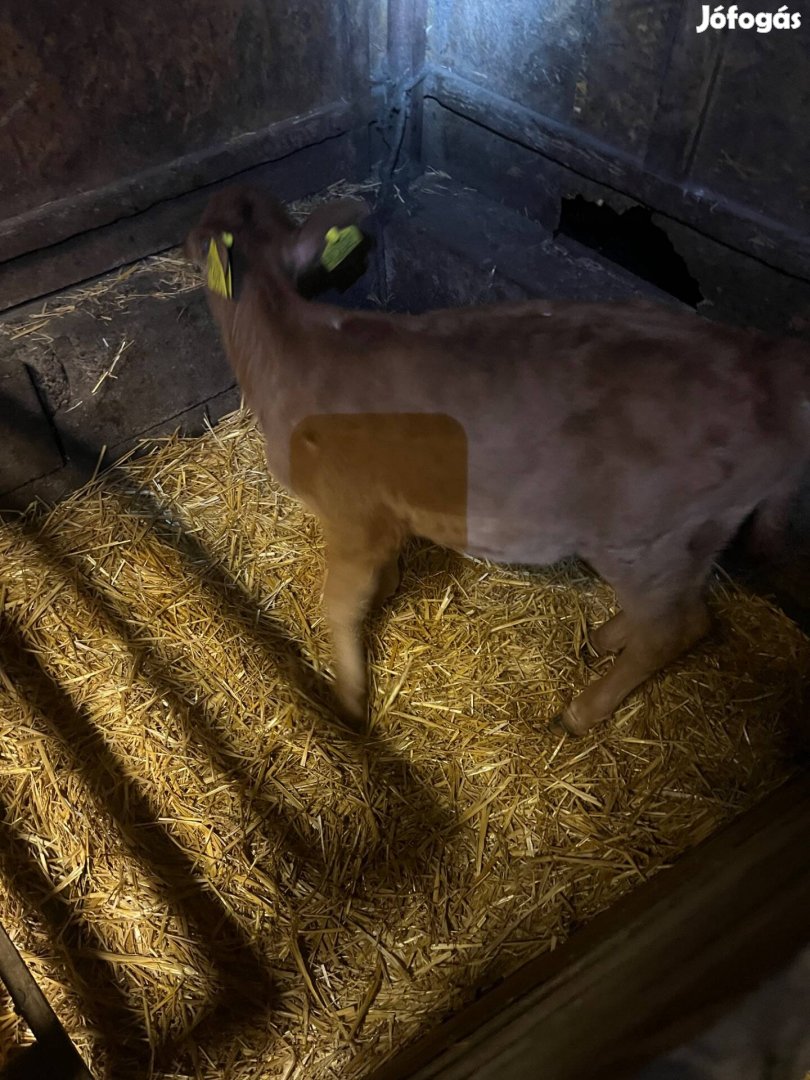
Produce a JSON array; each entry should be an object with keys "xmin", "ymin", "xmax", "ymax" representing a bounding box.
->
[{"xmin": 429, "ymin": 0, "xmax": 593, "ymax": 122}]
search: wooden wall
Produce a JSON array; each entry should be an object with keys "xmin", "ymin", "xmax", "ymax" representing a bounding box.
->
[
  {"xmin": 0, "ymin": 0, "xmax": 378, "ymax": 309},
  {"xmin": 422, "ymin": 0, "xmax": 810, "ymax": 281}
]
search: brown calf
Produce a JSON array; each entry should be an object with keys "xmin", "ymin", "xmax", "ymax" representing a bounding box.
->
[{"xmin": 186, "ymin": 186, "xmax": 810, "ymax": 736}]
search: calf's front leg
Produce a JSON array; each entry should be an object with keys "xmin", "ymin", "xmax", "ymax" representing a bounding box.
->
[
  {"xmin": 322, "ymin": 531, "xmax": 400, "ymax": 725},
  {"xmin": 373, "ymin": 554, "xmax": 401, "ymax": 608}
]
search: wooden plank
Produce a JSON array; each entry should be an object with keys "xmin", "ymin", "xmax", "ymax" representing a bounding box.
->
[
  {"xmin": 367, "ymin": 772, "xmax": 810, "ymax": 1080},
  {"xmin": 0, "ymin": 98, "xmax": 373, "ymax": 264},
  {"xmin": 573, "ymin": 0, "xmax": 683, "ymax": 160},
  {"xmin": 0, "ymin": 364, "xmax": 63, "ymax": 492},
  {"xmin": 0, "ymin": 127, "xmax": 367, "ymax": 313},
  {"xmin": 0, "ymin": 0, "xmax": 361, "ymax": 257},
  {"xmin": 426, "ymin": 0, "xmax": 594, "ymax": 128},
  {"xmin": 687, "ymin": 32, "xmax": 810, "ymax": 237},
  {"xmin": 0, "ymin": 920, "xmax": 93, "ymax": 1079},
  {"xmin": 426, "ymin": 70, "xmax": 810, "ymax": 283},
  {"xmin": 380, "ymin": 0, "xmax": 430, "ymax": 184},
  {"xmin": 343, "ymin": 0, "xmax": 375, "ymax": 183},
  {"xmin": 399, "ymin": 0, "xmax": 430, "ymax": 167},
  {"xmin": 387, "ymin": 0, "xmax": 428, "ymax": 85},
  {"xmin": 644, "ymin": 3, "xmax": 727, "ymax": 180},
  {"xmin": 422, "ymin": 100, "xmax": 561, "ymax": 230}
]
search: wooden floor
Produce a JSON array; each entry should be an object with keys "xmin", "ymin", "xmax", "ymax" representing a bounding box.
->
[
  {"xmin": 635, "ymin": 941, "xmax": 810, "ymax": 1080},
  {"xmin": 369, "ymin": 773, "xmax": 810, "ymax": 1080}
]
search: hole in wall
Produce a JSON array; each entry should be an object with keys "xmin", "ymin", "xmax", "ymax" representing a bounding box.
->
[{"xmin": 556, "ymin": 195, "xmax": 704, "ymax": 307}]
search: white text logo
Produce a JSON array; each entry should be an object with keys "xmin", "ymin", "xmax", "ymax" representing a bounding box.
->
[{"xmin": 696, "ymin": 4, "xmax": 802, "ymax": 31}]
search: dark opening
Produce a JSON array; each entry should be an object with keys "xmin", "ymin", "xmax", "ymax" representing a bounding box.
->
[{"xmin": 556, "ymin": 195, "xmax": 704, "ymax": 307}]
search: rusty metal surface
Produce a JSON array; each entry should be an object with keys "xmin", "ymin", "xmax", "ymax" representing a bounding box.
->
[{"xmin": 0, "ymin": 0, "xmax": 352, "ymax": 221}]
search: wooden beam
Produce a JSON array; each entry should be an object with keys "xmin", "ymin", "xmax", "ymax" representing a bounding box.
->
[
  {"xmin": 367, "ymin": 772, "xmax": 810, "ymax": 1080},
  {"xmin": 0, "ymin": 98, "xmax": 373, "ymax": 265},
  {"xmin": 0, "ymin": 127, "xmax": 367, "ymax": 313},
  {"xmin": 383, "ymin": 0, "xmax": 430, "ymax": 178},
  {"xmin": 387, "ymin": 0, "xmax": 426, "ymax": 86},
  {"xmin": 0, "ymin": 920, "xmax": 93, "ymax": 1079},
  {"xmin": 426, "ymin": 70, "xmax": 810, "ymax": 283}
]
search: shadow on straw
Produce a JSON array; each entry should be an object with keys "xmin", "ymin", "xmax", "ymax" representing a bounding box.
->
[
  {"xmin": 0, "ymin": 790, "xmax": 148, "ymax": 1076},
  {"xmin": 5, "ymin": 407, "xmax": 459, "ymax": 1068},
  {"xmin": 0, "ymin": 611, "xmax": 277, "ymax": 1076}
]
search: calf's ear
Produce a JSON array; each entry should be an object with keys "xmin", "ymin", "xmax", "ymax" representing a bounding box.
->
[
  {"xmin": 285, "ymin": 197, "xmax": 370, "ymax": 280},
  {"xmin": 184, "ymin": 226, "xmax": 217, "ymax": 273},
  {"xmin": 184, "ymin": 227, "xmax": 237, "ymax": 300},
  {"xmin": 184, "ymin": 228, "xmax": 201, "ymax": 269}
]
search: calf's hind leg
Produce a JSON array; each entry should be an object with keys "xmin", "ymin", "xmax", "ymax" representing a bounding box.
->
[
  {"xmin": 554, "ymin": 522, "xmax": 736, "ymax": 735},
  {"xmin": 590, "ymin": 610, "xmax": 629, "ymax": 656},
  {"xmin": 554, "ymin": 591, "xmax": 711, "ymax": 736}
]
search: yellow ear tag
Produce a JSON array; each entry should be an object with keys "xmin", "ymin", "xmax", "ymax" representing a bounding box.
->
[
  {"xmin": 320, "ymin": 225, "xmax": 363, "ymax": 272},
  {"xmin": 207, "ymin": 233, "xmax": 233, "ymax": 298}
]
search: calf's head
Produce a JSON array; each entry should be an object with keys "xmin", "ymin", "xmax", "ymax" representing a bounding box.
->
[{"xmin": 185, "ymin": 186, "xmax": 370, "ymax": 296}]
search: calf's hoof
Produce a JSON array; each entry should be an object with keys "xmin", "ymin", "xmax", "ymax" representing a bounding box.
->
[
  {"xmin": 549, "ymin": 704, "xmax": 600, "ymax": 738},
  {"xmin": 549, "ymin": 710, "xmax": 580, "ymax": 738},
  {"xmin": 334, "ymin": 686, "xmax": 369, "ymax": 731}
]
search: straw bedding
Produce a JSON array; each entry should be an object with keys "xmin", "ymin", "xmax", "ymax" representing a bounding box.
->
[
  {"xmin": 0, "ymin": 412, "xmax": 807, "ymax": 1078},
  {"xmin": 0, "ymin": 181, "xmax": 808, "ymax": 1077}
]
